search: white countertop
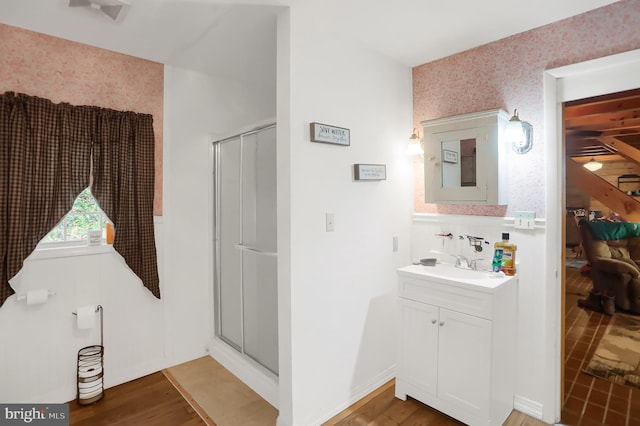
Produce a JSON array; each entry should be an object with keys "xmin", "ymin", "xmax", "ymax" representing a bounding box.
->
[{"xmin": 397, "ymin": 263, "xmax": 516, "ymax": 292}]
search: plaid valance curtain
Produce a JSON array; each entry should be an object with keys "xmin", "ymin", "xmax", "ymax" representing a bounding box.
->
[{"xmin": 0, "ymin": 92, "xmax": 160, "ymax": 307}]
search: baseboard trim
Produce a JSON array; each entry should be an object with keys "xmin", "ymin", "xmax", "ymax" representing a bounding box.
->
[
  {"xmin": 23, "ymin": 353, "xmax": 202, "ymax": 405},
  {"xmin": 310, "ymin": 365, "xmax": 396, "ymax": 426},
  {"xmin": 104, "ymin": 357, "xmax": 168, "ymax": 391},
  {"xmin": 514, "ymin": 394, "xmax": 544, "ymax": 420}
]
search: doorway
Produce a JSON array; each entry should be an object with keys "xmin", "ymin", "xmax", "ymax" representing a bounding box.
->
[
  {"xmin": 545, "ymin": 49, "xmax": 640, "ymax": 423},
  {"xmin": 561, "ymin": 89, "xmax": 640, "ymax": 424}
]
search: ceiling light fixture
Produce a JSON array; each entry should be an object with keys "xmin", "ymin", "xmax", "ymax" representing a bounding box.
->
[
  {"xmin": 407, "ymin": 128, "xmax": 424, "ymax": 155},
  {"xmin": 505, "ymin": 109, "xmax": 533, "ymax": 154},
  {"xmin": 69, "ymin": 0, "xmax": 129, "ymax": 22},
  {"xmin": 583, "ymin": 158, "xmax": 603, "ymax": 172}
]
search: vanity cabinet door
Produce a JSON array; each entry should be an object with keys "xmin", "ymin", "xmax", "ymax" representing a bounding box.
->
[
  {"xmin": 396, "ymin": 267, "xmax": 516, "ymax": 426},
  {"xmin": 398, "ymin": 298, "xmax": 439, "ymax": 396},
  {"xmin": 437, "ymin": 308, "xmax": 492, "ymax": 419}
]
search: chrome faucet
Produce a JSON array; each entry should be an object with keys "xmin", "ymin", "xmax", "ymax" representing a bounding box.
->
[{"xmin": 451, "ymin": 254, "xmax": 469, "ymax": 268}]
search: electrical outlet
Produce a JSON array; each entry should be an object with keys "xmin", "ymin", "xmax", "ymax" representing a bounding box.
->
[
  {"xmin": 514, "ymin": 211, "xmax": 536, "ymax": 230},
  {"xmin": 393, "ymin": 236, "xmax": 399, "ymax": 252}
]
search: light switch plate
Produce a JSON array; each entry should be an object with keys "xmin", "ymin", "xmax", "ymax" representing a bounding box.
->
[
  {"xmin": 326, "ymin": 213, "xmax": 335, "ymax": 232},
  {"xmin": 514, "ymin": 211, "xmax": 535, "ymax": 230}
]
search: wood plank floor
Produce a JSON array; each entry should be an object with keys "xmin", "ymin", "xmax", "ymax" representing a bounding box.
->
[
  {"xmin": 70, "ymin": 266, "xmax": 622, "ymax": 425},
  {"xmin": 70, "ymin": 366, "xmax": 547, "ymax": 426},
  {"xmin": 322, "ymin": 379, "xmax": 548, "ymax": 426},
  {"xmin": 68, "ymin": 371, "xmax": 205, "ymax": 426},
  {"xmin": 322, "ymin": 380, "xmax": 462, "ymax": 425}
]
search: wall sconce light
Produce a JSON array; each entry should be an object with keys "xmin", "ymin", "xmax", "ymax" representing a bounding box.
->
[
  {"xmin": 407, "ymin": 128, "xmax": 424, "ymax": 155},
  {"xmin": 505, "ymin": 109, "xmax": 533, "ymax": 154},
  {"xmin": 583, "ymin": 158, "xmax": 603, "ymax": 172}
]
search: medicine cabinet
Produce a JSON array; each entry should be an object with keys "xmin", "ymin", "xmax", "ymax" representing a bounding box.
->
[{"xmin": 423, "ymin": 109, "xmax": 509, "ymax": 205}]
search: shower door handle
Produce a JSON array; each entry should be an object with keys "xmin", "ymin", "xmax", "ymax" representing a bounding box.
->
[{"xmin": 234, "ymin": 244, "xmax": 277, "ymax": 257}]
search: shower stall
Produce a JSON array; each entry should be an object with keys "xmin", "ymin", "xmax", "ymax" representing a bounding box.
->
[{"xmin": 212, "ymin": 123, "xmax": 278, "ymax": 378}]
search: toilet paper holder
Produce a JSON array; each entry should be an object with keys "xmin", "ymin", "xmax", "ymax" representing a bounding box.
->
[
  {"xmin": 73, "ymin": 305, "xmax": 104, "ymax": 405},
  {"xmin": 16, "ymin": 290, "xmax": 56, "ymax": 303},
  {"xmin": 72, "ymin": 305, "xmax": 103, "ymax": 346}
]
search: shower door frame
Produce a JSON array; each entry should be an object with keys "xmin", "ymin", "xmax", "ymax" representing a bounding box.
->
[{"xmin": 209, "ymin": 121, "xmax": 279, "ymax": 408}]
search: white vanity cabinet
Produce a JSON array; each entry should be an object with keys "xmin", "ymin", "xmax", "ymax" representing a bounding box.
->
[{"xmin": 395, "ymin": 265, "xmax": 517, "ymax": 426}]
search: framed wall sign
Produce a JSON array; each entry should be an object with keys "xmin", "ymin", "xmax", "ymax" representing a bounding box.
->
[
  {"xmin": 442, "ymin": 149, "xmax": 459, "ymax": 163},
  {"xmin": 310, "ymin": 122, "xmax": 350, "ymax": 146},
  {"xmin": 354, "ymin": 164, "xmax": 386, "ymax": 181}
]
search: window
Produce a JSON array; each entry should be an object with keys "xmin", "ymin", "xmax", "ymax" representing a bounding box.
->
[{"xmin": 39, "ymin": 188, "xmax": 108, "ymax": 247}]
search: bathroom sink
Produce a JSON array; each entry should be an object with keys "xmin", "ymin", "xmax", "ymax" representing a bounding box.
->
[{"xmin": 397, "ymin": 262, "xmax": 515, "ymax": 292}]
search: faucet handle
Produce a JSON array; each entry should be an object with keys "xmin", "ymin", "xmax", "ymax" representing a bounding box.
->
[
  {"xmin": 450, "ymin": 254, "xmax": 467, "ymax": 267},
  {"xmin": 469, "ymin": 259, "xmax": 484, "ymax": 270}
]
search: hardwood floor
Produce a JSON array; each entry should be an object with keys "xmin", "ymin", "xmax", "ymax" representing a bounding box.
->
[
  {"xmin": 70, "ymin": 269, "xmax": 634, "ymax": 425},
  {"xmin": 322, "ymin": 379, "xmax": 548, "ymax": 426},
  {"xmin": 322, "ymin": 380, "xmax": 462, "ymax": 425},
  {"xmin": 69, "ymin": 360, "xmax": 550, "ymax": 426},
  {"xmin": 68, "ymin": 371, "xmax": 205, "ymax": 425}
]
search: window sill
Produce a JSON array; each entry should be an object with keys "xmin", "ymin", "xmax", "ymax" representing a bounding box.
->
[{"xmin": 29, "ymin": 244, "xmax": 115, "ymax": 261}]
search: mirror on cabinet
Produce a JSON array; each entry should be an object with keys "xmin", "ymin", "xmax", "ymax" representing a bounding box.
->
[
  {"xmin": 423, "ymin": 109, "xmax": 508, "ymax": 205},
  {"xmin": 441, "ymin": 138, "xmax": 476, "ymax": 188}
]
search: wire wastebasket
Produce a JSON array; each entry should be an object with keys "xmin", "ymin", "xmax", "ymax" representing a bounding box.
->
[{"xmin": 76, "ymin": 305, "xmax": 104, "ymax": 405}]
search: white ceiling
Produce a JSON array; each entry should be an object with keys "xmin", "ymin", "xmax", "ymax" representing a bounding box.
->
[{"xmin": 0, "ymin": 0, "xmax": 622, "ymax": 87}]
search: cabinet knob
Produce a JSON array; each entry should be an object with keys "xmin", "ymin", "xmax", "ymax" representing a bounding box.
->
[
  {"xmin": 439, "ymin": 321, "xmax": 445, "ymax": 326},
  {"xmin": 431, "ymin": 319, "xmax": 437, "ymax": 324}
]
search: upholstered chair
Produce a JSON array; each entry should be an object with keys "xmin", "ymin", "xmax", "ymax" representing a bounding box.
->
[{"xmin": 579, "ymin": 220, "xmax": 640, "ymax": 314}]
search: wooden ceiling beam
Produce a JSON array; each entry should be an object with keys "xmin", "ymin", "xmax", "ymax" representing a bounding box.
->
[
  {"xmin": 600, "ymin": 128, "xmax": 640, "ymax": 138},
  {"xmin": 569, "ymin": 154, "xmax": 624, "ymax": 163},
  {"xmin": 564, "ymin": 89, "xmax": 640, "ymax": 118},
  {"xmin": 565, "ymin": 137, "xmax": 616, "ymax": 158},
  {"xmin": 597, "ymin": 136, "xmax": 640, "ymax": 164},
  {"xmin": 566, "ymin": 116, "xmax": 640, "ymax": 133},
  {"xmin": 565, "ymin": 109, "xmax": 640, "ymax": 128},
  {"xmin": 566, "ymin": 158, "xmax": 640, "ymax": 222}
]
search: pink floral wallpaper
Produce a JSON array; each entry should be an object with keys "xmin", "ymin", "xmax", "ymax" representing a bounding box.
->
[
  {"xmin": 0, "ymin": 23, "xmax": 164, "ymax": 216},
  {"xmin": 413, "ymin": 0, "xmax": 640, "ymax": 217}
]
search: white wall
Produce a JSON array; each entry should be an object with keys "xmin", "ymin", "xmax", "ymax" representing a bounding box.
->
[
  {"xmin": 0, "ymin": 226, "xmax": 165, "ymax": 403},
  {"xmin": 281, "ymin": 6, "xmax": 414, "ymax": 425},
  {"xmin": 163, "ymin": 65, "xmax": 276, "ymax": 363}
]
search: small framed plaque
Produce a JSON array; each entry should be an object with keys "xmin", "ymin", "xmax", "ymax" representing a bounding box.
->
[
  {"xmin": 442, "ymin": 149, "xmax": 458, "ymax": 163},
  {"xmin": 310, "ymin": 122, "xmax": 350, "ymax": 146},
  {"xmin": 354, "ymin": 164, "xmax": 386, "ymax": 181}
]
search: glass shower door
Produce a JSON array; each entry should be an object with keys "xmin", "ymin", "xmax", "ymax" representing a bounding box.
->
[
  {"xmin": 214, "ymin": 125, "xmax": 278, "ymax": 375},
  {"xmin": 217, "ymin": 138, "xmax": 243, "ymax": 350}
]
